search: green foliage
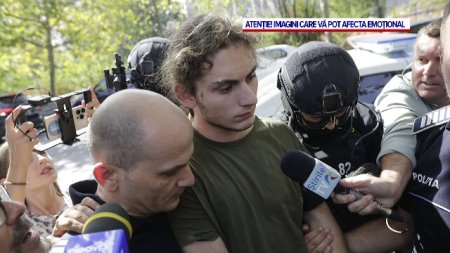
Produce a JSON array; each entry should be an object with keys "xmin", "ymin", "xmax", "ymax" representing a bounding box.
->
[
  {"xmin": 0, "ymin": 0, "xmax": 184, "ymax": 95},
  {"xmin": 389, "ymin": 0, "xmax": 446, "ymax": 22},
  {"xmin": 0, "ymin": 0, "xmax": 445, "ymax": 96}
]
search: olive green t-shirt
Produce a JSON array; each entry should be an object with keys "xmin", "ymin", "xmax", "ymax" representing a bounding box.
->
[{"xmin": 168, "ymin": 117, "xmax": 308, "ymax": 253}]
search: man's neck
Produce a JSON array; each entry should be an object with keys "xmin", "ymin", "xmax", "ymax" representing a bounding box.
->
[
  {"xmin": 434, "ymin": 96, "xmax": 450, "ymax": 108},
  {"xmin": 96, "ymin": 189, "xmax": 153, "ymax": 217},
  {"xmin": 192, "ymin": 117, "xmax": 254, "ymax": 143}
]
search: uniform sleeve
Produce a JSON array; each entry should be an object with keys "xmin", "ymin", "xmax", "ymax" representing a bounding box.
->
[
  {"xmin": 374, "ymin": 77, "xmax": 427, "ymax": 167},
  {"xmin": 167, "ymin": 175, "xmax": 220, "ymax": 247}
]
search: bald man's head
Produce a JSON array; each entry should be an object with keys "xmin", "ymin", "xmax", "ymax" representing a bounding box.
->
[{"xmin": 88, "ymin": 89, "xmax": 192, "ymax": 169}]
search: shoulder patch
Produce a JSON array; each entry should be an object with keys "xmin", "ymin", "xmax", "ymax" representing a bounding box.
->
[{"xmin": 413, "ymin": 105, "xmax": 450, "ymax": 134}]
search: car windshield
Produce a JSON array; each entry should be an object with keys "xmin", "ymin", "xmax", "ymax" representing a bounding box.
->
[
  {"xmin": 0, "ymin": 94, "xmax": 28, "ymax": 105},
  {"xmin": 0, "ymin": 102, "xmax": 10, "ymax": 109}
]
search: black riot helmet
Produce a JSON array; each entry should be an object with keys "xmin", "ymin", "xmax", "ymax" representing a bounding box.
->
[
  {"xmin": 128, "ymin": 37, "xmax": 169, "ymax": 93},
  {"xmin": 277, "ymin": 41, "xmax": 360, "ymax": 130}
]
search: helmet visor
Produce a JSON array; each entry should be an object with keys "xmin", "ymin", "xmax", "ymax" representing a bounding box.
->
[{"xmin": 296, "ymin": 106, "xmax": 354, "ymax": 130}]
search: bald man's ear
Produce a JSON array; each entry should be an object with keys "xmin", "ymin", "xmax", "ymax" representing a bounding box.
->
[
  {"xmin": 174, "ymin": 84, "xmax": 197, "ymax": 109},
  {"xmin": 93, "ymin": 163, "xmax": 119, "ymax": 192}
]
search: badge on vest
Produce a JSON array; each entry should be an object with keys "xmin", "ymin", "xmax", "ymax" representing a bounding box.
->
[{"xmin": 413, "ymin": 105, "xmax": 450, "ymax": 134}]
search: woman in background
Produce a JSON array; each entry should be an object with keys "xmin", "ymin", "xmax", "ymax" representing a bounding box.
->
[{"xmin": 0, "ymin": 105, "xmax": 71, "ymax": 237}]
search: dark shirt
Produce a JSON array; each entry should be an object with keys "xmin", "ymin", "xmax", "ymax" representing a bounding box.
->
[
  {"xmin": 69, "ymin": 180, "xmax": 182, "ymax": 253},
  {"xmin": 401, "ymin": 118, "xmax": 450, "ymax": 252},
  {"xmin": 283, "ymin": 101, "xmax": 383, "ymax": 232}
]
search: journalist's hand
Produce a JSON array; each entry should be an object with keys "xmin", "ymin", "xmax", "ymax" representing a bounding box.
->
[{"xmin": 52, "ymin": 197, "xmax": 100, "ymax": 237}]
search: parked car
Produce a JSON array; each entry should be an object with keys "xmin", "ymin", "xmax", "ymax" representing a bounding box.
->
[
  {"xmin": 0, "ymin": 93, "xmax": 47, "ymax": 142},
  {"xmin": 256, "ymin": 44, "xmax": 297, "ymax": 61},
  {"xmin": 256, "ymin": 44, "xmax": 297, "ymax": 80},
  {"xmin": 71, "ymin": 73, "xmax": 131, "ymax": 107},
  {"xmin": 255, "ymin": 33, "xmax": 416, "ymax": 118},
  {"xmin": 347, "ymin": 32, "xmax": 416, "ymax": 103},
  {"xmin": 410, "ymin": 18, "xmax": 440, "ymax": 33}
]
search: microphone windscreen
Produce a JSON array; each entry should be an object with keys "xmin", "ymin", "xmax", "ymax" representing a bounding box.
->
[
  {"xmin": 82, "ymin": 203, "xmax": 132, "ymax": 240},
  {"xmin": 280, "ymin": 150, "xmax": 316, "ymax": 182}
]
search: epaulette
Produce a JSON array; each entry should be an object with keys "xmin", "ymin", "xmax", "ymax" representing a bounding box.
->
[{"xmin": 413, "ymin": 105, "xmax": 450, "ymax": 134}]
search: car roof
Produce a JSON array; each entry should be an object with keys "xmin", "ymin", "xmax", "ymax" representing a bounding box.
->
[
  {"xmin": 256, "ymin": 44, "xmax": 297, "ymax": 52},
  {"xmin": 255, "ymin": 34, "xmax": 416, "ymax": 117},
  {"xmin": 0, "ymin": 93, "xmax": 18, "ymax": 99},
  {"xmin": 346, "ymin": 32, "xmax": 415, "ymax": 76},
  {"xmin": 347, "ymin": 48, "xmax": 412, "ymax": 76}
]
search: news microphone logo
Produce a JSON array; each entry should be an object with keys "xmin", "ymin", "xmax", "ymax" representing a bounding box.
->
[
  {"xmin": 303, "ymin": 158, "xmax": 341, "ymax": 199},
  {"xmin": 281, "ymin": 151, "xmax": 404, "ymax": 222},
  {"xmin": 64, "ymin": 229, "xmax": 128, "ymax": 253},
  {"xmin": 62, "ymin": 203, "xmax": 132, "ymax": 253}
]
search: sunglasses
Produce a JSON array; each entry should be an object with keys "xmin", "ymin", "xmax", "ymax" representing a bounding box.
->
[{"xmin": 296, "ymin": 106, "xmax": 354, "ymax": 130}]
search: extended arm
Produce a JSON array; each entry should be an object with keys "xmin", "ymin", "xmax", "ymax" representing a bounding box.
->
[
  {"xmin": 182, "ymin": 237, "xmax": 228, "ymax": 253},
  {"xmin": 334, "ymin": 152, "xmax": 413, "ymax": 215},
  {"xmin": 4, "ymin": 106, "xmax": 39, "ymax": 203},
  {"xmin": 52, "ymin": 196, "xmax": 100, "ymax": 237},
  {"xmin": 345, "ymin": 208, "xmax": 414, "ymax": 253}
]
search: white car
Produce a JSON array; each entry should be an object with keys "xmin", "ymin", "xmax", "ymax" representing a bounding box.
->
[
  {"xmin": 256, "ymin": 33, "xmax": 416, "ymax": 118},
  {"xmin": 256, "ymin": 44, "xmax": 297, "ymax": 61},
  {"xmin": 256, "ymin": 44, "xmax": 297, "ymax": 80}
]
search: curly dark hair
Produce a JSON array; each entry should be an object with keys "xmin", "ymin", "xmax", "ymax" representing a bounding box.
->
[{"xmin": 162, "ymin": 13, "xmax": 258, "ymax": 95}]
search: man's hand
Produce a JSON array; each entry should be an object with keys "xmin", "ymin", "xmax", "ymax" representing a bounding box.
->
[
  {"xmin": 303, "ymin": 224, "xmax": 334, "ymax": 253},
  {"xmin": 52, "ymin": 197, "xmax": 100, "ymax": 237},
  {"xmin": 334, "ymin": 152, "xmax": 413, "ymax": 214},
  {"xmin": 332, "ymin": 189, "xmax": 380, "ymax": 215}
]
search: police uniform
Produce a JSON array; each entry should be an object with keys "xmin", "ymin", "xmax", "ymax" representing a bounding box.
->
[
  {"xmin": 401, "ymin": 106, "xmax": 450, "ymax": 252},
  {"xmin": 282, "ymin": 101, "xmax": 383, "ymax": 232},
  {"xmin": 287, "ymin": 101, "xmax": 382, "ymax": 176},
  {"xmin": 277, "ymin": 41, "xmax": 384, "ymax": 232}
]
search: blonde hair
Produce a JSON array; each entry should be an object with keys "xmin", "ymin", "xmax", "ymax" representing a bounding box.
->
[{"xmin": 0, "ymin": 142, "xmax": 63, "ymax": 197}]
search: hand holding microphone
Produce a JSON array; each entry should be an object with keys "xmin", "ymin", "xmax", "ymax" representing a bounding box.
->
[
  {"xmin": 332, "ymin": 163, "xmax": 385, "ymax": 216},
  {"xmin": 280, "ymin": 150, "xmax": 404, "ymax": 222},
  {"xmin": 51, "ymin": 202, "xmax": 132, "ymax": 253}
]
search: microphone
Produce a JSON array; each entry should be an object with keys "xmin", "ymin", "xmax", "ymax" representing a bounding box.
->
[
  {"xmin": 280, "ymin": 150, "xmax": 404, "ymax": 222},
  {"xmin": 82, "ymin": 202, "xmax": 132, "ymax": 239},
  {"xmin": 50, "ymin": 203, "xmax": 132, "ymax": 253}
]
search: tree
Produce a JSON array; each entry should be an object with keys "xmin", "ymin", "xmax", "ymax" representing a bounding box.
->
[
  {"xmin": 0, "ymin": 0, "xmax": 79, "ymax": 95},
  {"xmin": 0, "ymin": 0, "xmax": 185, "ymax": 95}
]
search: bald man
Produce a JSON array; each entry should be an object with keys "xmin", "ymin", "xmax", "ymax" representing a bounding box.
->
[{"xmin": 52, "ymin": 90, "xmax": 194, "ymax": 253}]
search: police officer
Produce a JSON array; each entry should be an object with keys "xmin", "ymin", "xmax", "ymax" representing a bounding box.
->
[
  {"xmin": 278, "ymin": 41, "xmax": 383, "ymax": 232},
  {"xmin": 400, "ymin": 5, "xmax": 450, "ymax": 252},
  {"xmin": 127, "ymin": 37, "xmax": 176, "ymax": 102}
]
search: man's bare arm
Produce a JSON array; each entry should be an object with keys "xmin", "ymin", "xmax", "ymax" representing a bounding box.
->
[
  {"xmin": 182, "ymin": 237, "xmax": 228, "ymax": 253},
  {"xmin": 304, "ymin": 202, "xmax": 349, "ymax": 252}
]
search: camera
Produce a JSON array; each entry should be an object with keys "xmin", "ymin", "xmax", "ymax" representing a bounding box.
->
[
  {"xmin": 43, "ymin": 105, "xmax": 89, "ymax": 142},
  {"xmin": 43, "ymin": 114, "xmax": 61, "ymax": 141},
  {"xmin": 72, "ymin": 105, "xmax": 89, "ymax": 133},
  {"xmin": 11, "ymin": 88, "xmax": 93, "ymax": 151}
]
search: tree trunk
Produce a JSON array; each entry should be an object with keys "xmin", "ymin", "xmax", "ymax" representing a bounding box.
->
[{"xmin": 46, "ymin": 24, "xmax": 56, "ymax": 95}]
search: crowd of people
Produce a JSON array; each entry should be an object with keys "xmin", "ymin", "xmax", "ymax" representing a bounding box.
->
[{"xmin": 1, "ymin": 4, "xmax": 450, "ymax": 253}]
